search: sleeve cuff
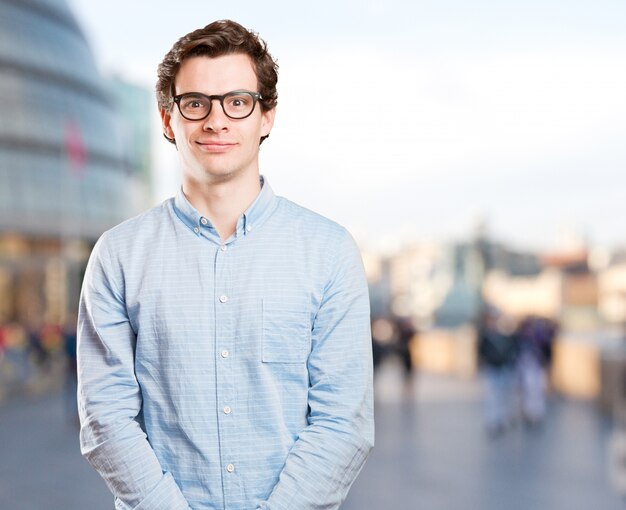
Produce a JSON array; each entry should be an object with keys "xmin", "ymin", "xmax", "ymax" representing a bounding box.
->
[{"xmin": 114, "ymin": 472, "xmax": 190, "ymax": 510}]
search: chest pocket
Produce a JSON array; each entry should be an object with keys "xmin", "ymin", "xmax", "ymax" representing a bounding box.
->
[{"xmin": 262, "ymin": 302, "xmax": 311, "ymax": 363}]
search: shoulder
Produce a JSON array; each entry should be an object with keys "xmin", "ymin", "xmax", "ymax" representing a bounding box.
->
[
  {"xmin": 273, "ymin": 197, "xmax": 364, "ymax": 281},
  {"xmin": 90, "ymin": 199, "xmax": 174, "ymax": 267},
  {"xmin": 97, "ymin": 199, "xmax": 173, "ymax": 248},
  {"xmin": 274, "ymin": 196, "xmax": 352, "ymax": 244}
]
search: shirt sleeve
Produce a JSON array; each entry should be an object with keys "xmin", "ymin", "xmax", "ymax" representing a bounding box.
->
[
  {"xmin": 259, "ymin": 229, "xmax": 375, "ymax": 510},
  {"xmin": 77, "ymin": 234, "xmax": 191, "ymax": 510}
]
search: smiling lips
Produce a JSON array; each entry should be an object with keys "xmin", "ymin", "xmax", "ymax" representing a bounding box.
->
[{"xmin": 195, "ymin": 140, "xmax": 236, "ymax": 153}]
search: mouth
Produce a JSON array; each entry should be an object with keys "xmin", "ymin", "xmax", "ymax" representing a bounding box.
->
[{"xmin": 195, "ymin": 141, "xmax": 236, "ymax": 153}]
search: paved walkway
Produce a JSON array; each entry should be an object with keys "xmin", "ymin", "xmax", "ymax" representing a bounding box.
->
[
  {"xmin": 343, "ymin": 360, "xmax": 626, "ymax": 510},
  {"xmin": 0, "ymin": 361, "xmax": 624, "ymax": 509}
]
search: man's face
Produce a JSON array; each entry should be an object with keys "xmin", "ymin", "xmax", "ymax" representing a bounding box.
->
[{"xmin": 161, "ymin": 53, "xmax": 275, "ymax": 185}]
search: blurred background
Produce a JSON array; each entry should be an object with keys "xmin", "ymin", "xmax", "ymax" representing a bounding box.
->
[{"xmin": 1, "ymin": 0, "xmax": 626, "ymax": 508}]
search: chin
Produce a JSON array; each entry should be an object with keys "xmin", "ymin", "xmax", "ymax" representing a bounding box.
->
[{"xmin": 203, "ymin": 167, "xmax": 243, "ymax": 182}]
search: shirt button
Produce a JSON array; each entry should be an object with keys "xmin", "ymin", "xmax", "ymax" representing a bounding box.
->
[
  {"xmin": 220, "ymin": 244, "xmax": 227, "ymax": 251},
  {"xmin": 219, "ymin": 295, "xmax": 228, "ymax": 303},
  {"xmin": 245, "ymin": 225, "xmax": 252, "ymax": 233},
  {"xmin": 221, "ymin": 350, "xmax": 230, "ymax": 358},
  {"xmin": 223, "ymin": 406, "xmax": 232, "ymax": 415},
  {"xmin": 193, "ymin": 227, "xmax": 199, "ymax": 234},
  {"xmin": 200, "ymin": 217, "xmax": 208, "ymax": 225},
  {"xmin": 226, "ymin": 464, "xmax": 235, "ymax": 473}
]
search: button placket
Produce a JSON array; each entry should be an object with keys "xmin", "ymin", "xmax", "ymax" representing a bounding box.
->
[{"xmin": 214, "ymin": 242, "xmax": 237, "ymax": 488}]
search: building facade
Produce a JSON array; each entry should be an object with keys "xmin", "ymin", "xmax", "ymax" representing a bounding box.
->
[{"xmin": 0, "ymin": 0, "xmax": 149, "ymax": 378}]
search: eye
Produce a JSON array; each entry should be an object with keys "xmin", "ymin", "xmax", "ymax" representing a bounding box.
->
[
  {"xmin": 183, "ymin": 97, "xmax": 206, "ymax": 109},
  {"xmin": 226, "ymin": 94, "xmax": 251, "ymax": 109},
  {"xmin": 178, "ymin": 94, "xmax": 206, "ymax": 109}
]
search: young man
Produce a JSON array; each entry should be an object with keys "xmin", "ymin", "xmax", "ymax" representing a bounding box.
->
[{"xmin": 77, "ymin": 20, "xmax": 374, "ymax": 510}]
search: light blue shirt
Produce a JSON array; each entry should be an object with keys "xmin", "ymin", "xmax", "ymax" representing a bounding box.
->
[{"xmin": 77, "ymin": 177, "xmax": 374, "ymax": 510}]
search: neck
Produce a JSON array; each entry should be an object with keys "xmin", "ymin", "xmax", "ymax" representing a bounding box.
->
[{"xmin": 182, "ymin": 172, "xmax": 262, "ymax": 241}]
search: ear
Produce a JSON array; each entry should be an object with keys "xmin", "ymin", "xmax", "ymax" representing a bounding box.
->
[
  {"xmin": 160, "ymin": 108, "xmax": 175, "ymax": 141},
  {"xmin": 261, "ymin": 107, "xmax": 276, "ymax": 138}
]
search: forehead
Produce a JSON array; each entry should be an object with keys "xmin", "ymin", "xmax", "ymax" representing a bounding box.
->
[{"xmin": 175, "ymin": 53, "xmax": 258, "ymax": 94}]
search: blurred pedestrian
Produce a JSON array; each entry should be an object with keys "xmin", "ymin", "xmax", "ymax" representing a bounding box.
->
[
  {"xmin": 77, "ymin": 19, "xmax": 373, "ymax": 510},
  {"xmin": 0, "ymin": 323, "xmax": 6, "ymax": 364},
  {"xmin": 395, "ymin": 315, "xmax": 417, "ymax": 390},
  {"xmin": 477, "ymin": 306, "xmax": 519, "ymax": 436},
  {"xmin": 371, "ymin": 316, "xmax": 396, "ymax": 371},
  {"xmin": 3, "ymin": 322, "xmax": 31, "ymax": 383},
  {"xmin": 27, "ymin": 322, "xmax": 47, "ymax": 370},
  {"xmin": 62, "ymin": 313, "xmax": 78, "ymax": 426},
  {"xmin": 515, "ymin": 316, "xmax": 557, "ymax": 427}
]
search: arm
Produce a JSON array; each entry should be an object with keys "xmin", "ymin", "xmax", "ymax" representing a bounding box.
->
[
  {"xmin": 77, "ymin": 235, "xmax": 191, "ymax": 510},
  {"xmin": 259, "ymin": 230, "xmax": 375, "ymax": 510}
]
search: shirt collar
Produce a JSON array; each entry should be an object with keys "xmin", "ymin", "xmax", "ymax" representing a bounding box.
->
[{"xmin": 173, "ymin": 175, "xmax": 278, "ymax": 241}]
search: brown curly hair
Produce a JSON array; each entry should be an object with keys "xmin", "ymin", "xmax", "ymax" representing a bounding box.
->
[{"xmin": 157, "ymin": 20, "xmax": 279, "ymax": 144}]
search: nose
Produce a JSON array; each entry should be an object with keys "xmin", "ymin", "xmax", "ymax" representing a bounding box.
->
[{"xmin": 202, "ymin": 98, "xmax": 229, "ymax": 132}]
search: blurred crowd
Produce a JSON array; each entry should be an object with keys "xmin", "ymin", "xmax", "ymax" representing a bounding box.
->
[
  {"xmin": 0, "ymin": 317, "xmax": 77, "ymax": 410},
  {"xmin": 477, "ymin": 306, "xmax": 558, "ymax": 436},
  {"xmin": 371, "ymin": 307, "xmax": 559, "ymax": 437}
]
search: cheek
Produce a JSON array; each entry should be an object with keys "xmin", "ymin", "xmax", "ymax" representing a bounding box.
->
[
  {"xmin": 171, "ymin": 118, "xmax": 187, "ymax": 136},
  {"xmin": 173, "ymin": 122, "xmax": 199, "ymax": 144}
]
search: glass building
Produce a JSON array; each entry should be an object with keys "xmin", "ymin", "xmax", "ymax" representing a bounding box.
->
[{"xmin": 0, "ymin": 0, "xmax": 149, "ymax": 361}]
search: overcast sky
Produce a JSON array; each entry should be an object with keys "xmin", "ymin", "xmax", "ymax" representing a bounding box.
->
[{"xmin": 68, "ymin": 0, "xmax": 626, "ymax": 253}]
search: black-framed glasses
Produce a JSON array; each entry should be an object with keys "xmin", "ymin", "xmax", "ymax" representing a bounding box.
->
[{"xmin": 171, "ymin": 90, "xmax": 263, "ymax": 120}]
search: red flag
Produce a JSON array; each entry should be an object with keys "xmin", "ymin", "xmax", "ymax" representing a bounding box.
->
[{"xmin": 64, "ymin": 118, "xmax": 87, "ymax": 177}]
